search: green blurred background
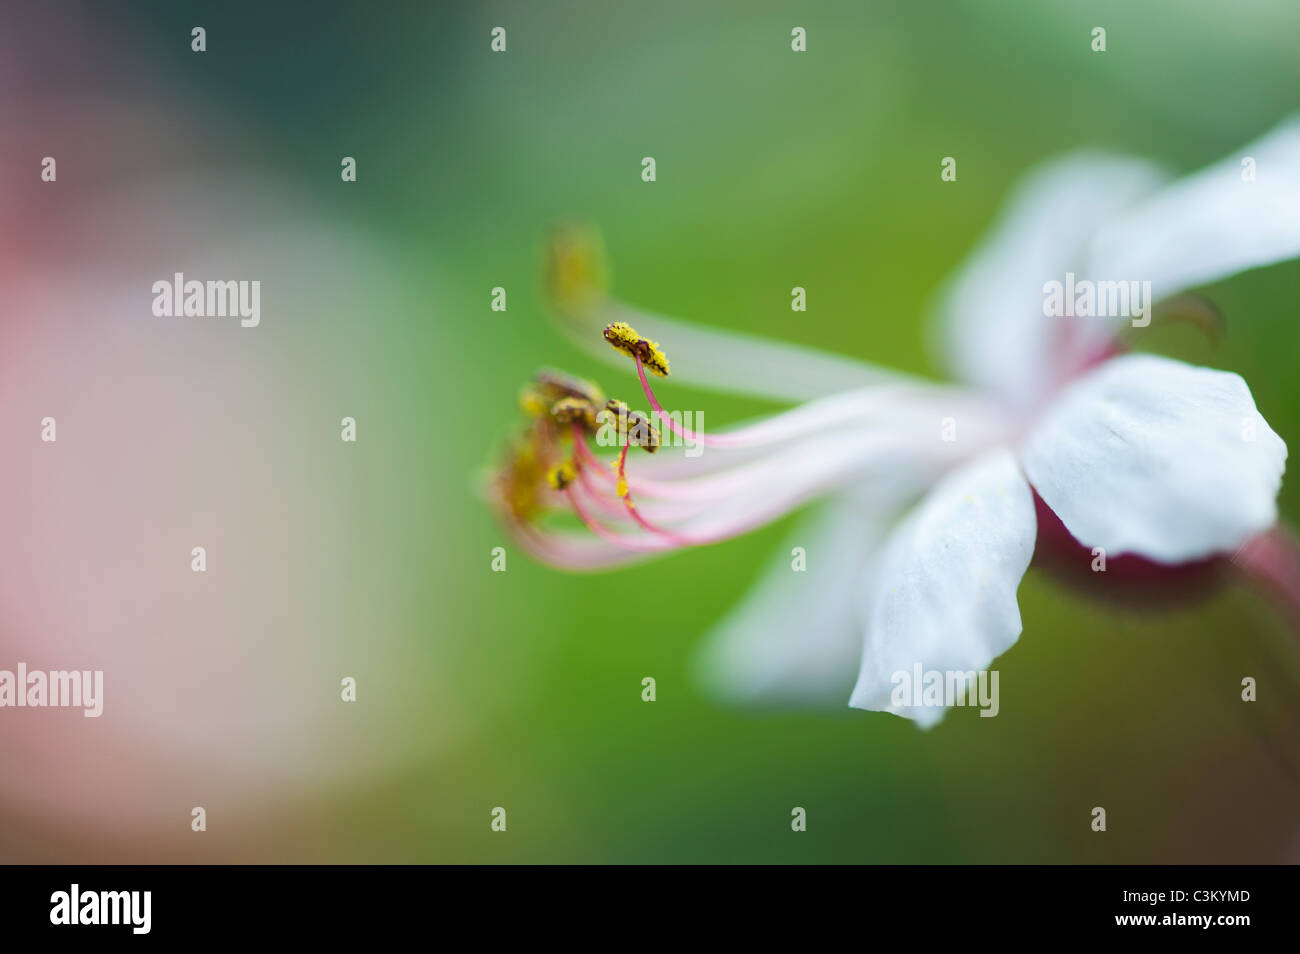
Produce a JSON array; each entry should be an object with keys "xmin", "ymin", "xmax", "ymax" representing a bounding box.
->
[{"xmin": 12, "ymin": 0, "xmax": 1300, "ymax": 862}]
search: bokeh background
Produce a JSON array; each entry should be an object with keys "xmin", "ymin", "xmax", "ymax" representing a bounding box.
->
[{"xmin": 1, "ymin": 0, "xmax": 1298, "ymax": 862}]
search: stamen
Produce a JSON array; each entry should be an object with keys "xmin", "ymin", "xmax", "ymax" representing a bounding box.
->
[
  {"xmin": 521, "ymin": 369, "xmax": 604, "ymax": 425},
  {"xmin": 572, "ymin": 424, "xmax": 615, "ymax": 482},
  {"xmin": 562, "ymin": 486, "xmax": 668, "ymax": 553},
  {"xmin": 615, "ymin": 444, "xmax": 630, "ymax": 498},
  {"xmin": 545, "ymin": 225, "xmax": 608, "ymax": 316},
  {"xmin": 502, "ymin": 512, "xmax": 651, "ymax": 571},
  {"xmin": 634, "ymin": 353, "xmax": 746, "ymax": 448},
  {"xmin": 538, "ymin": 368, "xmax": 604, "ymax": 404},
  {"xmin": 574, "ymin": 427, "xmax": 690, "ymax": 503},
  {"xmin": 602, "ymin": 399, "xmax": 661, "ymax": 453},
  {"xmin": 603, "ymin": 322, "xmax": 670, "ymax": 377},
  {"xmin": 546, "ymin": 459, "xmax": 577, "ymax": 490},
  {"xmin": 572, "ymin": 454, "xmax": 634, "ymax": 520},
  {"xmin": 565, "ymin": 432, "xmax": 713, "ymax": 550},
  {"xmin": 495, "ymin": 425, "xmax": 549, "ymax": 522},
  {"xmin": 613, "ymin": 440, "xmax": 700, "ymax": 546},
  {"xmin": 518, "ymin": 387, "xmax": 550, "ymax": 418},
  {"xmin": 551, "ymin": 396, "xmax": 600, "ymax": 433}
]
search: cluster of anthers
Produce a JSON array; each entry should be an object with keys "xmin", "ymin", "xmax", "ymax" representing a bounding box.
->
[
  {"xmin": 493, "ymin": 321, "xmax": 700, "ymax": 564},
  {"xmin": 496, "ymin": 309, "xmax": 841, "ymax": 569}
]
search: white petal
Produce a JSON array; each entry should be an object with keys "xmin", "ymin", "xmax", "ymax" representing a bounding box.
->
[
  {"xmin": 849, "ymin": 450, "xmax": 1037, "ymax": 727},
  {"xmin": 1021, "ymin": 354, "xmax": 1287, "ymax": 563},
  {"xmin": 934, "ymin": 154, "xmax": 1167, "ymax": 406},
  {"xmin": 1088, "ymin": 116, "xmax": 1300, "ymax": 303},
  {"xmin": 695, "ymin": 491, "xmax": 901, "ymax": 706}
]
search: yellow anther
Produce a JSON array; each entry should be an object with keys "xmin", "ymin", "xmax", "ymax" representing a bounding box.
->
[
  {"xmin": 496, "ymin": 429, "xmax": 546, "ymax": 522},
  {"xmin": 627, "ymin": 410, "xmax": 660, "ymax": 453},
  {"xmin": 518, "ymin": 386, "xmax": 550, "ymax": 418},
  {"xmin": 520, "ymin": 370, "xmax": 605, "ymax": 427},
  {"xmin": 545, "ymin": 225, "xmax": 608, "ymax": 314},
  {"xmin": 602, "ymin": 399, "xmax": 660, "ymax": 453},
  {"xmin": 602, "ymin": 322, "xmax": 670, "ymax": 377},
  {"xmin": 534, "ymin": 368, "xmax": 605, "ymax": 406},
  {"xmin": 551, "ymin": 396, "xmax": 599, "ymax": 433},
  {"xmin": 546, "ymin": 459, "xmax": 577, "ymax": 491}
]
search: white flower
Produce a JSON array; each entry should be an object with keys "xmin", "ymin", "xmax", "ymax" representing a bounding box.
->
[{"xmin": 497, "ymin": 119, "xmax": 1299, "ymax": 726}]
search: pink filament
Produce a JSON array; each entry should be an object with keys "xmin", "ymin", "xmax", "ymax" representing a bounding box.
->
[
  {"xmin": 614, "ymin": 438, "xmax": 701, "ymax": 545},
  {"xmin": 636, "ymin": 354, "xmax": 747, "ymax": 448},
  {"xmin": 572, "ymin": 425, "xmax": 614, "ymax": 482},
  {"xmin": 565, "ymin": 426, "xmax": 729, "ymax": 549},
  {"xmin": 575, "ymin": 459, "xmax": 632, "ymax": 520},
  {"xmin": 563, "ymin": 486, "xmax": 668, "ymax": 553}
]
